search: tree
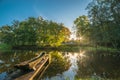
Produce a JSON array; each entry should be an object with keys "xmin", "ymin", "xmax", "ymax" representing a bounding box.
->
[
  {"xmin": 74, "ymin": 15, "xmax": 90, "ymax": 42},
  {"xmin": 36, "ymin": 20, "xmax": 71, "ymax": 47},
  {"xmin": 0, "ymin": 16, "xmax": 71, "ymax": 47},
  {"xmin": 0, "ymin": 25, "xmax": 14, "ymax": 44},
  {"xmin": 86, "ymin": 0, "xmax": 120, "ymax": 48},
  {"xmin": 11, "ymin": 19, "xmax": 37, "ymax": 46}
]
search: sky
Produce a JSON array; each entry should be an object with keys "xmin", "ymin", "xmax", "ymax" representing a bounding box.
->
[{"xmin": 0, "ymin": 0, "xmax": 92, "ymax": 31}]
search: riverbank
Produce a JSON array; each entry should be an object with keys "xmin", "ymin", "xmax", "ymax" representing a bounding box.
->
[
  {"xmin": 0, "ymin": 43, "xmax": 11, "ymax": 52},
  {"xmin": 0, "ymin": 43, "xmax": 119, "ymax": 53}
]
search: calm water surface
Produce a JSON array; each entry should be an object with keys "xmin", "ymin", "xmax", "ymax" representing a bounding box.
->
[{"xmin": 0, "ymin": 50, "xmax": 120, "ymax": 80}]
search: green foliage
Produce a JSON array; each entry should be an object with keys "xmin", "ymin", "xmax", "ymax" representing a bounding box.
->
[
  {"xmin": 74, "ymin": 15, "xmax": 91, "ymax": 43},
  {"xmin": 86, "ymin": 0, "xmax": 120, "ymax": 48},
  {"xmin": 43, "ymin": 51, "xmax": 70, "ymax": 77},
  {"xmin": 36, "ymin": 21, "xmax": 71, "ymax": 47},
  {"xmin": 73, "ymin": 0, "xmax": 120, "ymax": 49},
  {"xmin": 74, "ymin": 15, "xmax": 90, "ymax": 38},
  {"xmin": 0, "ymin": 17, "xmax": 71, "ymax": 47},
  {"xmin": 0, "ymin": 43, "xmax": 11, "ymax": 51}
]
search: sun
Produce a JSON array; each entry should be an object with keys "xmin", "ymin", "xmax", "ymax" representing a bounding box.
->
[{"xmin": 70, "ymin": 34, "xmax": 76, "ymax": 40}]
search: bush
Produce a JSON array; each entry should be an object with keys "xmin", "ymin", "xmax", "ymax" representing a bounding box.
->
[{"xmin": 0, "ymin": 43, "xmax": 11, "ymax": 52}]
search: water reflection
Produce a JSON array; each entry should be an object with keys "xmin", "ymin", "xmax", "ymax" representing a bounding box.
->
[
  {"xmin": 41, "ymin": 51, "xmax": 120, "ymax": 80},
  {"xmin": 42, "ymin": 51, "xmax": 71, "ymax": 79},
  {"xmin": 62, "ymin": 52, "xmax": 79, "ymax": 80},
  {"xmin": 0, "ymin": 50, "xmax": 120, "ymax": 80},
  {"xmin": 76, "ymin": 51, "xmax": 120, "ymax": 79},
  {"xmin": 42, "ymin": 51, "xmax": 89, "ymax": 80},
  {"xmin": 0, "ymin": 50, "xmax": 37, "ymax": 73}
]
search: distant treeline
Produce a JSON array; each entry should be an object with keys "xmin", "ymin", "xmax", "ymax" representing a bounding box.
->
[
  {"xmin": 0, "ymin": 17, "xmax": 71, "ymax": 48},
  {"xmin": 1, "ymin": 0, "xmax": 120, "ymax": 50},
  {"xmin": 74, "ymin": 0, "xmax": 120, "ymax": 49}
]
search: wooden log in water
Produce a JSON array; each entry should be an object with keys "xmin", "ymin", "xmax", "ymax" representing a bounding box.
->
[
  {"xmin": 14, "ymin": 52, "xmax": 46, "ymax": 70},
  {"xmin": 14, "ymin": 55, "xmax": 50, "ymax": 80}
]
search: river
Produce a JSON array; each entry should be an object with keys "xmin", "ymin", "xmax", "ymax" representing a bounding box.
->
[{"xmin": 0, "ymin": 50, "xmax": 120, "ymax": 80}]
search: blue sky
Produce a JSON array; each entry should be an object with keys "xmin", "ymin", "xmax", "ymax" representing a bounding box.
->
[{"xmin": 0, "ymin": 0, "xmax": 91, "ymax": 30}]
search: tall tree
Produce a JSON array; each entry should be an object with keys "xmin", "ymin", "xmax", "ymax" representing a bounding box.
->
[
  {"xmin": 0, "ymin": 17, "xmax": 71, "ymax": 47},
  {"xmin": 86, "ymin": 0, "xmax": 120, "ymax": 48},
  {"xmin": 36, "ymin": 20, "xmax": 71, "ymax": 47},
  {"xmin": 0, "ymin": 25, "xmax": 14, "ymax": 44},
  {"xmin": 74, "ymin": 15, "xmax": 90, "ymax": 42}
]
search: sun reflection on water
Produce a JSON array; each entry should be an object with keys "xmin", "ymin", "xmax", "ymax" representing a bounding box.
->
[
  {"xmin": 66, "ymin": 51, "xmax": 86, "ymax": 60},
  {"xmin": 62, "ymin": 50, "xmax": 88, "ymax": 80},
  {"xmin": 78, "ymin": 51, "xmax": 88, "ymax": 61}
]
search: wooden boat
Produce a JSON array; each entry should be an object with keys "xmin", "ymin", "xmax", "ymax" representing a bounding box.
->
[{"xmin": 5, "ymin": 52, "xmax": 50, "ymax": 80}]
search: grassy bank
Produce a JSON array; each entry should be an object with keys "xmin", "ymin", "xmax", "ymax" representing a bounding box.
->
[
  {"xmin": 57, "ymin": 44, "xmax": 119, "ymax": 53},
  {"xmin": 0, "ymin": 43, "xmax": 12, "ymax": 52},
  {"xmin": 80, "ymin": 46, "xmax": 118, "ymax": 52},
  {"xmin": 0, "ymin": 43, "xmax": 119, "ymax": 53},
  {"xmin": 42, "ymin": 44, "xmax": 119, "ymax": 53}
]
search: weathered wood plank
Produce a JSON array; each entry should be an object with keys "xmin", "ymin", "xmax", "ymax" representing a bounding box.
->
[
  {"xmin": 14, "ymin": 54, "xmax": 50, "ymax": 80},
  {"xmin": 14, "ymin": 52, "xmax": 46, "ymax": 70}
]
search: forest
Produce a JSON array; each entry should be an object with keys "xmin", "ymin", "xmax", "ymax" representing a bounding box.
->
[
  {"xmin": 74, "ymin": 0, "xmax": 120, "ymax": 49},
  {"xmin": 0, "ymin": 0, "xmax": 120, "ymax": 50},
  {"xmin": 0, "ymin": 17, "xmax": 70, "ymax": 48}
]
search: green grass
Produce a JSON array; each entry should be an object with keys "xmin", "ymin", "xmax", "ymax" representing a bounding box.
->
[
  {"xmin": 52, "ymin": 44, "xmax": 119, "ymax": 53},
  {"xmin": 0, "ymin": 43, "xmax": 12, "ymax": 52},
  {"xmin": 80, "ymin": 46, "xmax": 118, "ymax": 52},
  {"xmin": 0, "ymin": 43, "xmax": 118, "ymax": 53},
  {"xmin": 57, "ymin": 44, "xmax": 80, "ymax": 52}
]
